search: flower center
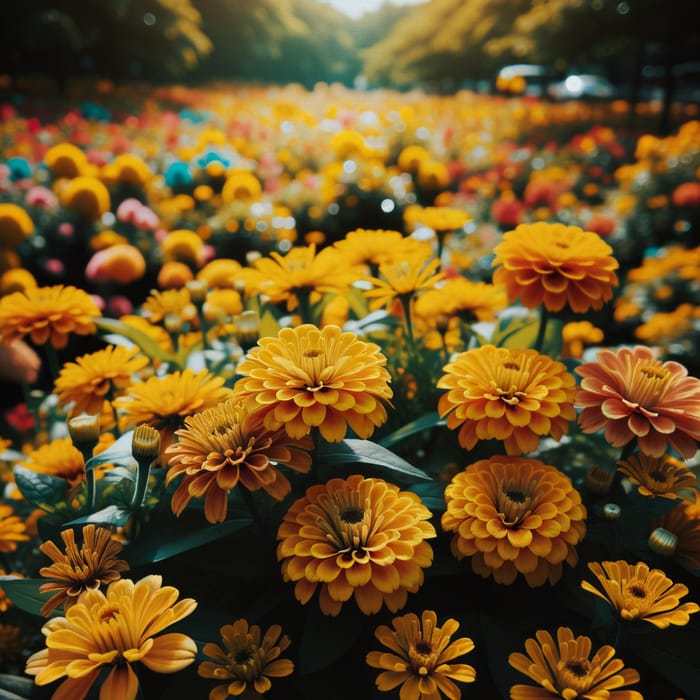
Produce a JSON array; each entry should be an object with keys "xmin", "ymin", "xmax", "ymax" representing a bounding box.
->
[
  {"xmin": 625, "ymin": 361, "xmax": 671, "ymax": 407},
  {"xmin": 300, "ymin": 347, "xmax": 328, "ymax": 391},
  {"xmin": 414, "ymin": 640, "xmax": 432, "ymax": 655},
  {"xmin": 316, "ymin": 489, "xmax": 372, "ymax": 553},
  {"xmin": 565, "ymin": 659, "xmax": 590, "ymax": 678},
  {"xmin": 497, "ymin": 479, "xmax": 533, "ymax": 525},
  {"xmin": 340, "ymin": 506, "xmax": 365, "ymax": 523},
  {"xmin": 625, "ymin": 583, "xmax": 649, "ymax": 600},
  {"xmin": 234, "ymin": 649, "xmax": 254, "ymax": 664}
]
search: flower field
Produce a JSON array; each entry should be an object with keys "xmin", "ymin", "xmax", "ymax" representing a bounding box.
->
[{"xmin": 0, "ymin": 81, "xmax": 699, "ymax": 699}]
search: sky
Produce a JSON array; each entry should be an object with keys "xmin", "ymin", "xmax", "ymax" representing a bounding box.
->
[{"xmin": 320, "ymin": 0, "xmax": 425, "ymax": 19}]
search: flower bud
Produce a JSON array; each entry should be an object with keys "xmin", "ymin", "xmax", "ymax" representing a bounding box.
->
[
  {"xmin": 131, "ymin": 424, "xmax": 160, "ymax": 462},
  {"xmin": 602, "ymin": 503, "xmax": 621, "ymax": 520},
  {"xmin": 648, "ymin": 527, "xmax": 678, "ymax": 556},
  {"xmin": 584, "ymin": 465, "xmax": 615, "ymax": 495}
]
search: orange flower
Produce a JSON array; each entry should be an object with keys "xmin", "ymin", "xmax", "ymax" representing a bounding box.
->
[
  {"xmin": 21, "ymin": 437, "xmax": 86, "ymax": 486},
  {"xmin": 581, "ymin": 560, "xmax": 699, "ymax": 629},
  {"xmin": 575, "ymin": 345, "xmax": 700, "ymax": 458},
  {"xmin": 442, "ymin": 456, "xmax": 586, "ymax": 586},
  {"xmin": 0, "ymin": 504, "xmax": 29, "ymax": 553},
  {"xmin": 509, "ymin": 627, "xmax": 642, "ymax": 700},
  {"xmin": 437, "ymin": 345, "xmax": 576, "ymax": 455},
  {"xmin": 0, "ymin": 284, "xmax": 100, "ymax": 349},
  {"xmin": 492, "ymin": 222, "xmax": 619, "ymax": 313},
  {"xmin": 366, "ymin": 610, "xmax": 476, "ymax": 700},
  {"xmin": 85, "ymin": 244, "xmax": 146, "ymax": 284},
  {"xmin": 617, "ymin": 453, "xmax": 698, "ymax": 499},
  {"xmin": 277, "ymin": 474, "xmax": 436, "ymax": 616},
  {"xmin": 165, "ymin": 399, "xmax": 312, "ymax": 523},
  {"xmin": 233, "ymin": 324, "xmax": 392, "ymax": 442}
]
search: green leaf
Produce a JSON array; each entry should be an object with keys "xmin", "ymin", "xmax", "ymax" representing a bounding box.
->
[
  {"xmin": 490, "ymin": 313, "xmax": 563, "ymax": 356},
  {"xmin": 85, "ymin": 430, "xmax": 136, "ymax": 472},
  {"xmin": 318, "ymin": 439, "xmax": 431, "ymax": 482},
  {"xmin": 379, "ymin": 411, "xmax": 445, "ymax": 448},
  {"xmin": 0, "ymin": 577, "xmax": 51, "ymax": 618},
  {"xmin": 65, "ymin": 505, "xmax": 132, "ymax": 528},
  {"xmin": 94, "ymin": 317, "xmax": 175, "ymax": 363},
  {"xmin": 409, "ymin": 480, "xmax": 446, "ymax": 512},
  {"xmin": 12, "ymin": 466, "xmax": 67, "ymax": 510}
]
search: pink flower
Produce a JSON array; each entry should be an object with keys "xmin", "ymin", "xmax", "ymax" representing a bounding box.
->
[
  {"xmin": 25, "ymin": 186, "xmax": 58, "ymax": 209},
  {"xmin": 115, "ymin": 197, "xmax": 143, "ymax": 224},
  {"xmin": 575, "ymin": 346, "xmax": 700, "ymax": 458}
]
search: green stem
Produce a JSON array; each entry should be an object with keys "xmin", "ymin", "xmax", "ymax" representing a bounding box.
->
[
  {"xmin": 533, "ymin": 306, "xmax": 549, "ymax": 353},
  {"xmin": 196, "ymin": 307, "xmax": 210, "ymax": 371},
  {"xmin": 240, "ymin": 488, "xmax": 269, "ymax": 538},
  {"xmin": 44, "ymin": 344, "xmax": 61, "ymax": 383},
  {"xmin": 296, "ymin": 289, "xmax": 313, "ymax": 325},
  {"xmin": 399, "ymin": 293, "xmax": 416, "ymax": 352},
  {"xmin": 131, "ymin": 456, "xmax": 153, "ymax": 510}
]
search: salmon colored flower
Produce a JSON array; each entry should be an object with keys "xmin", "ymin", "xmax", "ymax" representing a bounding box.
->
[
  {"xmin": 437, "ymin": 345, "xmax": 576, "ymax": 455},
  {"xmin": 575, "ymin": 345, "xmax": 700, "ymax": 458},
  {"xmin": 0, "ymin": 504, "xmax": 29, "ymax": 553},
  {"xmin": 85, "ymin": 244, "xmax": 147, "ymax": 285},
  {"xmin": 38, "ymin": 524, "xmax": 130, "ymax": 616},
  {"xmin": 0, "ymin": 284, "xmax": 100, "ymax": 349},
  {"xmin": 277, "ymin": 474, "xmax": 436, "ymax": 616},
  {"xmin": 581, "ymin": 560, "xmax": 699, "ymax": 629},
  {"xmin": 617, "ymin": 453, "xmax": 698, "ymax": 499},
  {"xmin": 54, "ymin": 345, "xmax": 148, "ymax": 416},
  {"xmin": 509, "ymin": 627, "xmax": 642, "ymax": 700},
  {"xmin": 25, "ymin": 575, "xmax": 197, "ymax": 700},
  {"xmin": 165, "ymin": 399, "xmax": 312, "ymax": 523},
  {"xmin": 233, "ymin": 324, "xmax": 392, "ymax": 442},
  {"xmin": 366, "ymin": 609, "xmax": 476, "ymax": 700},
  {"xmin": 492, "ymin": 222, "xmax": 619, "ymax": 313},
  {"xmin": 442, "ymin": 456, "xmax": 586, "ymax": 586},
  {"xmin": 198, "ymin": 619, "xmax": 294, "ymax": 700}
]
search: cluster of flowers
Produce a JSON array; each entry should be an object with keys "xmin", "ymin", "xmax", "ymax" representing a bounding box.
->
[{"xmin": 0, "ymin": 84, "xmax": 698, "ymax": 699}]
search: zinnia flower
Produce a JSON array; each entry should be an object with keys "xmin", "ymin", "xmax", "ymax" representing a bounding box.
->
[
  {"xmin": 581, "ymin": 560, "xmax": 699, "ymax": 628},
  {"xmin": 0, "ymin": 202, "xmax": 34, "ymax": 247},
  {"xmin": 43, "ymin": 142, "xmax": 88, "ymax": 178},
  {"xmin": 85, "ymin": 244, "xmax": 147, "ymax": 285},
  {"xmin": 165, "ymin": 399, "xmax": 312, "ymax": 523},
  {"xmin": 116, "ymin": 368, "xmax": 230, "ymax": 456},
  {"xmin": 38, "ymin": 524, "xmax": 130, "ymax": 616},
  {"xmin": 575, "ymin": 345, "xmax": 700, "ymax": 458},
  {"xmin": 61, "ymin": 175, "xmax": 111, "ymax": 221},
  {"xmin": 0, "ymin": 285, "xmax": 101, "ymax": 349},
  {"xmin": 233, "ymin": 324, "xmax": 392, "ymax": 442},
  {"xmin": 509, "ymin": 627, "xmax": 642, "ymax": 700},
  {"xmin": 198, "ymin": 618, "xmax": 294, "ymax": 700},
  {"xmin": 617, "ymin": 452, "xmax": 698, "ymax": 499},
  {"xmin": 0, "ymin": 504, "xmax": 29, "ymax": 552},
  {"xmin": 21, "ymin": 437, "xmax": 86, "ymax": 486},
  {"xmin": 54, "ymin": 345, "xmax": 149, "ymax": 416},
  {"xmin": 492, "ymin": 222, "xmax": 619, "ymax": 313},
  {"xmin": 437, "ymin": 345, "xmax": 576, "ymax": 455},
  {"xmin": 277, "ymin": 474, "xmax": 436, "ymax": 616},
  {"xmin": 366, "ymin": 609, "xmax": 476, "ymax": 700},
  {"xmin": 332, "ymin": 229, "xmax": 432, "ymax": 270},
  {"xmin": 442, "ymin": 456, "xmax": 586, "ymax": 586},
  {"xmin": 25, "ymin": 575, "xmax": 197, "ymax": 700}
]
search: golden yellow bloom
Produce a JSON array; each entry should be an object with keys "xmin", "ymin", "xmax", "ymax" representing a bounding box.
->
[
  {"xmin": 104, "ymin": 153, "xmax": 152, "ymax": 188},
  {"xmin": 415, "ymin": 277, "xmax": 507, "ymax": 324},
  {"xmin": 509, "ymin": 627, "xmax": 642, "ymax": 700},
  {"xmin": 617, "ymin": 453, "xmax": 698, "ymax": 499},
  {"xmin": 61, "ymin": 175, "xmax": 111, "ymax": 221},
  {"xmin": 634, "ymin": 304, "xmax": 696, "ymax": 345},
  {"xmin": 0, "ymin": 267, "xmax": 37, "ymax": 295},
  {"xmin": 581, "ymin": 560, "xmax": 699, "ymax": 628},
  {"xmin": 0, "ymin": 504, "xmax": 29, "ymax": 553},
  {"xmin": 442, "ymin": 456, "xmax": 586, "ymax": 586},
  {"xmin": 197, "ymin": 258, "xmax": 243, "ymax": 289},
  {"xmin": 44, "ymin": 142, "xmax": 88, "ymax": 178},
  {"xmin": 142, "ymin": 288, "xmax": 198, "ymax": 325},
  {"xmin": 233, "ymin": 324, "xmax": 392, "ymax": 442},
  {"xmin": 165, "ymin": 399, "xmax": 312, "ymax": 523},
  {"xmin": 561, "ymin": 320, "xmax": 604, "ymax": 359},
  {"xmin": 157, "ymin": 261, "xmax": 194, "ymax": 289},
  {"xmin": 397, "ymin": 144, "xmax": 430, "ymax": 173},
  {"xmin": 221, "ymin": 169, "xmax": 262, "ymax": 202},
  {"xmin": 405, "ymin": 206, "xmax": 471, "ymax": 233},
  {"xmin": 438, "ymin": 345, "xmax": 576, "ymax": 455},
  {"xmin": 198, "ymin": 619, "xmax": 294, "ymax": 700},
  {"xmin": 38, "ymin": 524, "xmax": 130, "ymax": 616},
  {"xmin": 54, "ymin": 345, "xmax": 148, "ymax": 416},
  {"xmin": 21, "ymin": 437, "xmax": 85, "ymax": 486},
  {"xmin": 492, "ymin": 222, "xmax": 619, "ymax": 313},
  {"xmin": 86, "ymin": 243, "xmax": 146, "ymax": 285},
  {"xmin": 0, "ymin": 284, "xmax": 100, "ymax": 349},
  {"xmin": 277, "ymin": 474, "xmax": 436, "ymax": 616},
  {"xmin": 117, "ymin": 368, "xmax": 230, "ymax": 455},
  {"xmin": 25, "ymin": 575, "xmax": 197, "ymax": 700},
  {"xmin": 332, "ymin": 229, "xmax": 432, "ymax": 269},
  {"xmin": 161, "ymin": 229, "xmax": 205, "ymax": 265},
  {"xmin": 366, "ymin": 609, "xmax": 476, "ymax": 700},
  {"xmin": 0, "ymin": 203, "xmax": 34, "ymax": 247}
]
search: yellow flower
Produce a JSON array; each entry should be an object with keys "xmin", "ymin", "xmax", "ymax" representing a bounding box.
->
[
  {"xmin": 161, "ymin": 229, "xmax": 205, "ymax": 265},
  {"xmin": 25, "ymin": 575, "xmax": 197, "ymax": 700},
  {"xmin": 38, "ymin": 524, "xmax": 130, "ymax": 617},
  {"xmin": 233, "ymin": 324, "xmax": 392, "ymax": 442},
  {"xmin": 165, "ymin": 399, "xmax": 312, "ymax": 523},
  {"xmin": 397, "ymin": 144, "xmax": 430, "ymax": 173},
  {"xmin": 366, "ymin": 609, "xmax": 476, "ymax": 700},
  {"xmin": 157, "ymin": 261, "xmax": 194, "ymax": 289},
  {"xmin": 492, "ymin": 222, "xmax": 619, "ymax": 313},
  {"xmin": 617, "ymin": 453, "xmax": 698, "ymax": 499},
  {"xmin": 405, "ymin": 206, "xmax": 471, "ymax": 233},
  {"xmin": 561, "ymin": 320, "xmax": 604, "ymax": 359},
  {"xmin": 221, "ymin": 169, "xmax": 262, "ymax": 202},
  {"xmin": 437, "ymin": 345, "xmax": 576, "ymax": 455},
  {"xmin": 197, "ymin": 258, "xmax": 243, "ymax": 288},
  {"xmin": 332, "ymin": 228, "xmax": 432, "ymax": 269},
  {"xmin": 54, "ymin": 345, "xmax": 148, "ymax": 416},
  {"xmin": 21, "ymin": 437, "xmax": 85, "ymax": 486},
  {"xmin": 0, "ymin": 284, "xmax": 100, "ymax": 349},
  {"xmin": 86, "ymin": 243, "xmax": 147, "ymax": 285},
  {"xmin": 0, "ymin": 203, "xmax": 34, "ymax": 247},
  {"xmin": 581, "ymin": 560, "xmax": 699, "ymax": 629},
  {"xmin": 0, "ymin": 267, "xmax": 37, "ymax": 295},
  {"xmin": 61, "ymin": 175, "xmax": 111, "ymax": 221},
  {"xmin": 198, "ymin": 619, "xmax": 294, "ymax": 700},
  {"xmin": 415, "ymin": 277, "xmax": 507, "ymax": 324},
  {"xmin": 116, "ymin": 368, "xmax": 230, "ymax": 456},
  {"xmin": 509, "ymin": 627, "xmax": 642, "ymax": 700},
  {"xmin": 0, "ymin": 504, "xmax": 29, "ymax": 553},
  {"xmin": 442, "ymin": 456, "xmax": 586, "ymax": 586},
  {"xmin": 44, "ymin": 142, "xmax": 88, "ymax": 178},
  {"xmin": 104, "ymin": 153, "xmax": 152, "ymax": 188},
  {"xmin": 277, "ymin": 474, "xmax": 436, "ymax": 616}
]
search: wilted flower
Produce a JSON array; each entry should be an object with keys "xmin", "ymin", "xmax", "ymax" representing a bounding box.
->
[
  {"xmin": 366, "ymin": 609, "xmax": 476, "ymax": 700},
  {"xmin": 442, "ymin": 456, "xmax": 586, "ymax": 586},
  {"xmin": 581, "ymin": 560, "xmax": 699, "ymax": 629},
  {"xmin": 575, "ymin": 345, "xmax": 700, "ymax": 458},
  {"xmin": 25, "ymin": 575, "xmax": 197, "ymax": 700},
  {"xmin": 437, "ymin": 344, "xmax": 576, "ymax": 455},
  {"xmin": 509, "ymin": 627, "xmax": 642, "ymax": 700},
  {"xmin": 38, "ymin": 524, "xmax": 129, "ymax": 616},
  {"xmin": 617, "ymin": 453, "xmax": 698, "ymax": 499},
  {"xmin": 492, "ymin": 222, "xmax": 619, "ymax": 313},
  {"xmin": 277, "ymin": 474, "xmax": 435, "ymax": 615},
  {"xmin": 198, "ymin": 619, "xmax": 294, "ymax": 700},
  {"xmin": 233, "ymin": 324, "xmax": 392, "ymax": 442}
]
